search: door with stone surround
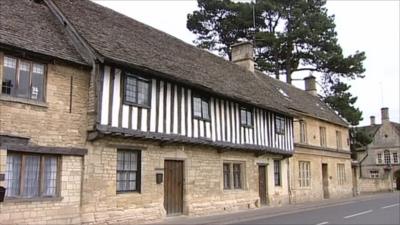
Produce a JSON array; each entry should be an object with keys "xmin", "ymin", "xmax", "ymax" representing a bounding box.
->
[
  {"xmin": 322, "ymin": 163, "xmax": 329, "ymax": 199},
  {"xmin": 164, "ymin": 160, "xmax": 184, "ymax": 216},
  {"xmin": 258, "ymin": 165, "xmax": 268, "ymax": 205}
]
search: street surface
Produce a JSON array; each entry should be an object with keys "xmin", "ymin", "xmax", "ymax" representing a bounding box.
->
[
  {"xmin": 231, "ymin": 192, "xmax": 399, "ymax": 225},
  {"xmin": 157, "ymin": 192, "xmax": 400, "ymax": 225}
]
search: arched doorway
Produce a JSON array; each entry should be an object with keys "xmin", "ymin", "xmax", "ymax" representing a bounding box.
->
[{"xmin": 394, "ymin": 169, "xmax": 400, "ymax": 190}]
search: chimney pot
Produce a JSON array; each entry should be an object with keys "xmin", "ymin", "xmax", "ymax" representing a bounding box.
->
[
  {"xmin": 381, "ymin": 107, "xmax": 389, "ymax": 122},
  {"xmin": 304, "ymin": 75, "xmax": 317, "ymax": 96},
  {"xmin": 370, "ymin": 116, "xmax": 375, "ymax": 125},
  {"xmin": 231, "ymin": 41, "xmax": 254, "ymax": 72}
]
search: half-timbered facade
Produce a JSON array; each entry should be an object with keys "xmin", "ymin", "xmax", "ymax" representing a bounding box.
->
[{"xmin": 98, "ymin": 66, "xmax": 294, "ymax": 152}]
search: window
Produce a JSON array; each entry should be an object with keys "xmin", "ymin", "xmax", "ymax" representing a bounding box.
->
[
  {"xmin": 5, "ymin": 153, "xmax": 58, "ymax": 198},
  {"xmin": 274, "ymin": 160, "xmax": 281, "ymax": 186},
  {"xmin": 393, "ymin": 152, "xmax": 398, "ymax": 164},
  {"xmin": 337, "ymin": 164, "xmax": 346, "ymax": 185},
  {"xmin": 275, "ymin": 116, "xmax": 285, "ymax": 134},
  {"xmin": 223, "ymin": 163, "xmax": 231, "ymax": 189},
  {"xmin": 319, "ymin": 127, "xmax": 327, "ymax": 147},
  {"xmin": 223, "ymin": 162, "xmax": 244, "ymax": 190},
  {"xmin": 384, "ymin": 150, "xmax": 391, "ymax": 165},
  {"xmin": 233, "ymin": 164, "xmax": 242, "ymax": 189},
  {"xmin": 377, "ymin": 153, "xmax": 383, "ymax": 164},
  {"xmin": 116, "ymin": 150, "xmax": 141, "ymax": 193},
  {"xmin": 240, "ymin": 107, "xmax": 253, "ymax": 127},
  {"xmin": 370, "ymin": 170, "xmax": 379, "ymax": 178},
  {"xmin": 1, "ymin": 56, "xmax": 45, "ymax": 101},
  {"xmin": 193, "ymin": 95, "xmax": 210, "ymax": 120},
  {"xmin": 124, "ymin": 74, "xmax": 150, "ymax": 107},
  {"xmin": 299, "ymin": 120, "xmax": 307, "ymax": 144},
  {"xmin": 336, "ymin": 130, "xmax": 342, "ymax": 149},
  {"xmin": 299, "ymin": 161, "xmax": 311, "ymax": 187}
]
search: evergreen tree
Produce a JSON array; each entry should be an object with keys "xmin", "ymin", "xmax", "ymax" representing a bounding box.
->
[{"xmin": 187, "ymin": 0, "xmax": 366, "ymax": 84}]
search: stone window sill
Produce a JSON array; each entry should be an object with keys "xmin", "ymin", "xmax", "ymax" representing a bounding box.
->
[
  {"xmin": 2, "ymin": 196, "xmax": 63, "ymax": 204},
  {"xmin": 0, "ymin": 95, "xmax": 48, "ymax": 108}
]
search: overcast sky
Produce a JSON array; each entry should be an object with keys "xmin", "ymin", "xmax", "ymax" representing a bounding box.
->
[{"xmin": 93, "ymin": 0, "xmax": 399, "ymax": 126}]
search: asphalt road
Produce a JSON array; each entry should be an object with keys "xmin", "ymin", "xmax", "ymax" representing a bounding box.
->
[{"xmin": 231, "ymin": 192, "xmax": 400, "ymax": 225}]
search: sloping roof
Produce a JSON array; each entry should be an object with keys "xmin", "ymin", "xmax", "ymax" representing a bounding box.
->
[
  {"xmin": 51, "ymin": 0, "xmax": 291, "ymax": 115},
  {"xmin": 357, "ymin": 122, "xmax": 400, "ymax": 139},
  {"xmin": 1, "ymin": 0, "xmax": 348, "ymax": 126},
  {"xmin": 0, "ymin": 0, "xmax": 88, "ymax": 66},
  {"xmin": 256, "ymin": 72, "xmax": 349, "ymax": 127}
]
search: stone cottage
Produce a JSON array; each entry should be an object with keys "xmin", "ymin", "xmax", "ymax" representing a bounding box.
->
[
  {"xmin": 263, "ymin": 75, "xmax": 353, "ymax": 203},
  {"xmin": 0, "ymin": 0, "xmax": 296, "ymax": 224}
]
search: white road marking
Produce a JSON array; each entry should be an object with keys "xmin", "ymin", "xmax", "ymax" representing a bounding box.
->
[
  {"xmin": 344, "ymin": 210, "xmax": 373, "ymax": 219},
  {"xmin": 316, "ymin": 221, "xmax": 329, "ymax": 225},
  {"xmin": 381, "ymin": 203, "xmax": 399, "ymax": 209}
]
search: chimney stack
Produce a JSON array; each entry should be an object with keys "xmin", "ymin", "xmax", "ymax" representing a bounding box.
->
[
  {"xmin": 304, "ymin": 75, "xmax": 317, "ymax": 96},
  {"xmin": 381, "ymin": 107, "xmax": 389, "ymax": 122},
  {"xmin": 370, "ymin": 116, "xmax": 375, "ymax": 125},
  {"xmin": 231, "ymin": 41, "xmax": 254, "ymax": 72}
]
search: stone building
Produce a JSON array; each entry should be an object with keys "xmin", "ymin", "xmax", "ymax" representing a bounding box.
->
[
  {"xmin": 0, "ymin": 0, "xmax": 295, "ymax": 224},
  {"xmin": 265, "ymin": 76, "xmax": 353, "ymax": 203},
  {"xmin": 354, "ymin": 108, "xmax": 400, "ymax": 190},
  {"xmin": 0, "ymin": 0, "xmax": 355, "ymax": 224}
]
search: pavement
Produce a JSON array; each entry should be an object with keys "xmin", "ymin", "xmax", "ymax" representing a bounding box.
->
[{"xmin": 152, "ymin": 192, "xmax": 400, "ymax": 225}]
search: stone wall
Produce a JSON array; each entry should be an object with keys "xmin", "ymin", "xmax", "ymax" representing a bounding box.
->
[
  {"xmin": 0, "ymin": 154, "xmax": 83, "ymax": 225},
  {"xmin": 293, "ymin": 115, "xmax": 350, "ymax": 152},
  {"xmin": 291, "ymin": 115, "xmax": 352, "ymax": 204},
  {"xmin": 81, "ymin": 137, "xmax": 289, "ymax": 224},
  {"xmin": 289, "ymin": 147, "xmax": 353, "ymax": 204},
  {"xmin": 0, "ymin": 53, "xmax": 91, "ymax": 148},
  {"xmin": 358, "ymin": 177, "xmax": 392, "ymax": 193}
]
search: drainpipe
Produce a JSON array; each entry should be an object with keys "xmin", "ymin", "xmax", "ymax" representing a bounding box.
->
[{"xmin": 286, "ymin": 156, "xmax": 292, "ymax": 204}]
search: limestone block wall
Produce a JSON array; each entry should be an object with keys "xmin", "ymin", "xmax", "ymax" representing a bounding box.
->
[
  {"xmin": 358, "ymin": 177, "xmax": 391, "ymax": 193},
  {"xmin": 0, "ymin": 53, "xmax": 91, "ymax": 148},
  {"xmin": 289, "ymin": 148, "xmax": 353, "ymax": 204},
  {"xmin": 0, "ymin": 154, "xmax": 83, "ymax": 225},
  {"xmin": 293, "ymin": 116, "xmax": 350, "ymax": 152},
  {"xmin": 81, "ymin": 137, "xmax": 289, "ymax": 224}
]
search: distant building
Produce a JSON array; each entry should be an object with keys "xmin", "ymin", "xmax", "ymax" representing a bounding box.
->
[{"xmin": 354, "ymin": 108, "xmax": 400, "ymax": 189}]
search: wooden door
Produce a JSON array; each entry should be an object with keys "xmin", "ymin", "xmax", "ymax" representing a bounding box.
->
[
  {"xmin": 258, "ymin": 165, "xmax": 268, "ymax": 205},
  {"xmin": 352, "ymin": 167, "xmax": 358, "ymax": 196},
  {"xmin": 322, "ymin": 163, "xmax": 329, "ymax": 199},
  {"xmin": 164, "ymin": 160, "xmax": 184, "ymax": 216}
]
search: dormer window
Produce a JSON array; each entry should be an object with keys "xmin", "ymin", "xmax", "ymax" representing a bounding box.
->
[
  {"xmin": 240, "ymin": 106, "xmax": 253, "ymax": 127},
  {"xmin": 1, "ymin": 56, "xmax": 46, "ymax": 102},
  {"xmin": 123, "ymin": 73, "xmax": 150, "ymax": 107},
  {"xmin": 192, "ymin": 95, "xmax": 210, "ymax": 120},
  {"xmin": 275, "ymin": 115, "xmax": 285, "ymax": 134}
]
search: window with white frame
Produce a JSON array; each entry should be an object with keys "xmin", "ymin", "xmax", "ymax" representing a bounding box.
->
[
  {"xmin": 370, "ymin": 170, "xmax": 379, "ymax": 178},
  {"xmin": 1, "ymin": 56, "xmax": 46, "ymax": 101},
  {"xmin": 116, "ymin": 150, "xmax": 141, "ymax": 193},
  {"xmin": 377, "ymin": 153, "xmax": 382, "ymax": 164},
  {"xmin": 223, "ymin": 162, "xmax": 244, "ymax": 190},
  {"xmin": 393, "ymin": 152, "xmax": 398, "ymax": 164},
  {"xmin": 299, "ymin": 120, "xmax": 307, "ymax": 144},
  {"xmin": 336, "ymin": 130, "xmax": 342, "ymax": 149},
  {"xmin": 337, "ymin": 164, "xmax": 346, "ymax": 185},
  {"xmin": 299, "ymin": 161, "xmax": 311, "ymax": 187},
  {"xmin": 274, "ymin": 160, "xmax": 281, "ymax": 186},
  {"xmin": 5, "ymin": 153, "xmax": 59, "ymax": 198},
  {"xmin": 384, "ymin": 150, "xmax": 391, "ymax": 165}
]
